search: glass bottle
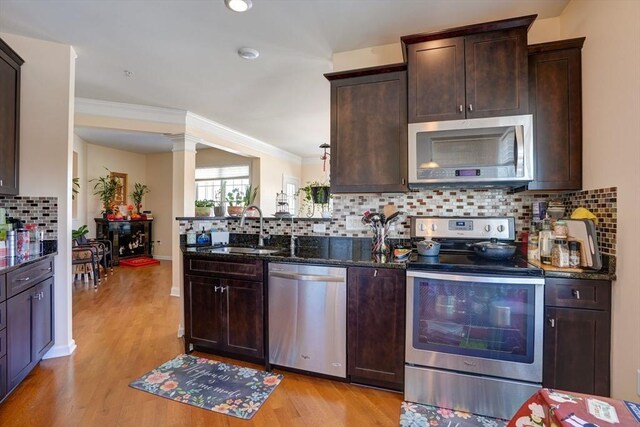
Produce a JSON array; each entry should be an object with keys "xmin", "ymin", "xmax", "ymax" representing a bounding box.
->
[
  {"xmin": 551, "ymin": 238, "xmax": 570, "ymax": 268},
  {"xmin": 538, "ymin": 218, "xmax": 554, "ymax": 265},
  {"xmin": 569, "ymin": 241, "xmax": 581, "ymax": 268}
]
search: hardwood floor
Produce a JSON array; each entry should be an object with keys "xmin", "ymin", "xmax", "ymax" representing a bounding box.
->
[{"xmin": 0, "ymin": 261, "xmax": 403, "ymax": 426}]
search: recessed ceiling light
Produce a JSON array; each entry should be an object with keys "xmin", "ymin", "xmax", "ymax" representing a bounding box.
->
[
  {"xmin": 225, "ymin": 0, "xmax": 252, "ymax": 12},
  {"xmin": 238, "ymin": 47, "xmax": 259, "ymax": 60},
  {"xmin": 123, "ymin": 70, "xmax": 134, "ymax": 78}
]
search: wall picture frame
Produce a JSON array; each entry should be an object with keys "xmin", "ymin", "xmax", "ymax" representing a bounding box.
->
[{"xmin": 110, "ymin": 172, "xmax": 128, "ymax": 205}]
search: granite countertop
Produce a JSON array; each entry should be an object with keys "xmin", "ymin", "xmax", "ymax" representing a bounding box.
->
[
  {"xmin": 0, "ymin": 241, "xmax": 58, "ymax": 274},
  {"xmin": 183, "ymin": 244, "xmax": 407, "ymax": 269},
  {"xmin": 181, "ymin": 234, "xmax": 616, "ymax": 280},
  {"xmin": 536, "ymin": 254, "xmax": 616, "ymax": 281}
]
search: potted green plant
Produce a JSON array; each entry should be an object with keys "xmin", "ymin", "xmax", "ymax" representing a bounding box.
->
[
  {"xmin": 72, "ymin": 225, "xmax": 89, "ymax": 241},
  {"xmin": 90, "ymin": 169, "xmax": 118, "ymax": 217},
  {"xmin": 130, "ymin": 182, "xmax": 150, "ymax": 215},
  {"xmin": 226, "ymin": 185, "xmax": 259, "ymax": 216},
  {"xmin": 195, "ymin": 199, "xmax": 215, "ymax": 217},
  {"xmin": 298, "ymin": 181, "xmax": 331, "ymax": 217}
]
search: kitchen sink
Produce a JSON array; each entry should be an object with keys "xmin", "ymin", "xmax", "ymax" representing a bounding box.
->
[{"xmin": 206, "ymin": 246, "xmax": 282, "ymax": 255}]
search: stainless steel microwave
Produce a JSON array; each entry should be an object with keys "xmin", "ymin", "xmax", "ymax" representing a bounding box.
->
[{"xmin": 408, "ymin": 115, "xmax": 534, "ymax": 187}]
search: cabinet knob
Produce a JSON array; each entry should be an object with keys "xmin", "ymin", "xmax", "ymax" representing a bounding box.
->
[
  {"xmin": 220, "ymin": 286, "xmax": 228, "ymax": 293},
  {"xmin": 214, "ymin": 285, "xmax": 222, "ymax": 292},
  {"xmin": 548, "ymin": 318, "xmax": 555, "ymax": 328},
  {"xmin": 459, "ymin": 105, "xmax": 463, "ymax": 113},
  {"xmin": 468, "ymin": 104, "xmax": 473, "ymax": 112},
  {"xmin": 0, "ymin": 179, "xmax": 3, "ymax": 186},
  {"xmin": 572, "ymin": 289, "xmax": 581, "ymax": 300}
]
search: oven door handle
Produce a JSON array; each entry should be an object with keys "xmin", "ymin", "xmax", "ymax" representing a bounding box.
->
[{"xmin": 406, "ymin": 270, "xmax": 544, "ymax": 285}]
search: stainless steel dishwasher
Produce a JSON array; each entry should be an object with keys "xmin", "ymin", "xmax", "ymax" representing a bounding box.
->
[{"xmin": 268, "ymin": 263, "xmax": 347, "ymax": 378}]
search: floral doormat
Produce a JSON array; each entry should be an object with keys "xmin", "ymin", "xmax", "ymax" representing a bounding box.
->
[
  {"xmin": 129, "ymin": 354, "xmax": 283, "ymax": 419},
  {"xmin": 400, "ymin": 401, "xmax": 508, "ymax": 427}
]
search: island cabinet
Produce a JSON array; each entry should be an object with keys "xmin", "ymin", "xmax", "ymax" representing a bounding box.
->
[
  {"xmin": 1, "ymin": 256, "xmax": 55, "ymax": 401},
  {"xmin": 543, "ymin": 277, "xmax": 611, "ymax": 396},
  {"xmin": 183, "ymin": 256, "xmax": 264, "ymax": 363},
  {"xmin": 0, "ymin": 38, "xmax": 24, "ymax": 196},
  {"xmin": 527, "ymin": 38, "xmax": 585, "ymax": 191},
  {"xmin": 325, "ymin": 64, "xmax": 408, "ymax": 193},
  {"xmin": 402, "ymin": 15, "xmax": 534, "ymax": 123},
  {"xmin": 347, "ymin": 267, "xmax": 405, "ymax": 391}
]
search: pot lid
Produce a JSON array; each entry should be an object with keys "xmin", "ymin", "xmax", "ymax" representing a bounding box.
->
[{"xmin": 474, "ymin": 238, "xmax": 516, "ymax": 249}]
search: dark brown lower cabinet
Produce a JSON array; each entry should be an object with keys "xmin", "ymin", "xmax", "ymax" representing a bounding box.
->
[
  {"xmin": 543, "ymin": 278, "xmax": 611, "ymax": 396},
  {"xmin": 184, "ymin": 265, "xmax": 264, "ymax": 362},
  {"xmin": 347, "ymin": 267, "xmax": 405, "ymax": 391}
]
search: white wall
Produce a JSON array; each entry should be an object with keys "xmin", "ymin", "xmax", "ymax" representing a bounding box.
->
[
  {"xmin": 332, "ymin": 42, "xmax": 403, "ymax": 72},
  {"xmin": 0, "ymin": 32, "xmax": 77, "ymax": 358},
  {"xmin": 145, "ymin": 152, "xmax": 173, "ymax": 259},
  {"xmin": 72, "ymin": 134, "xmax": 88, "ymax": 230},
  {"xmin": 557, "ymin": 0, "xmax": 640, "ymax": 400},
  {"xmin": 85, "ymin": 143, "xmax": 147, "ymax": 236}
]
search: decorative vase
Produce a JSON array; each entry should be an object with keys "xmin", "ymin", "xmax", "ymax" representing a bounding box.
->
[{"xmin": 227, "ymin": 206, "xmax": 244, "ymax": 217}]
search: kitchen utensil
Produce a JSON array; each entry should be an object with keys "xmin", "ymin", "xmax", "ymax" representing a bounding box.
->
[
  {"xmin": 417, "ymin": 239, "xmax": 441, "ymax": 256},
  {"xmin": 383, "ymin": 204, "xmax": 396, "ymax": 218},
  {"xmin": 565, "ymin": 219, "xmax": 602, "ymax": 269},
  {"xmin": 386, "ymin": 211, "xmax": 400, "ymax": 223},
  {"xmin": 490, "ymin": 302, "xmax": 511, "ymax": 327},
  {"xmin": 470, "ymin": 238, "xmax": 516, "ymax": 260}
]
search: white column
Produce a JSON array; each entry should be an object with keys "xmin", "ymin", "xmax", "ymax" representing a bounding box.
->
[{"xmin": 169, "ymin": 134, "xmax": 197, "ymax": 336}]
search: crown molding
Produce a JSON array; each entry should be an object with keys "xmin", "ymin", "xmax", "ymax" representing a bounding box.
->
[
  {"xmin": 75, "ymin": 98, "xmax": 187, "ymax": 125},
  {"xmin": 74, "ymin": 98, "xmax": 302, "ymax": 163},
  {"xmin": 186, "ymin": 112, "xmax": 301, "ymax": 164}
]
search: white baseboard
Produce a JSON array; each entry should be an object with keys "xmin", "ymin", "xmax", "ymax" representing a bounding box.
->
[
  {"xmin": 43, "ymin": 340, "xmax": 77, "ymax": 359},
  {"xmin": 153, "ymin": 255, "xmax": 172, "ymax": 261},
  {"xmin": 170, "ymin": 287, "xmax": 181, "ymax": 297}
]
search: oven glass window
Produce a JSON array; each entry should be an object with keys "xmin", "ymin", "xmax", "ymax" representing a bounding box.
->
[{"xmin": 412, "ymin": 278, "xmax": 535, "ymax": 363}]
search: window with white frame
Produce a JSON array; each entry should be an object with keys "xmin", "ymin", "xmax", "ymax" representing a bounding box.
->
[
  {"xmin": 195, "ymin": 165, "xmax": 251, "ymax": 203},
  {"xmin": 283, "ymin": 175, "xmax": 299, "ymax": 215}
]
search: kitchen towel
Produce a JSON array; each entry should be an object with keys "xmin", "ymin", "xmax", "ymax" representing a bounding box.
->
[{"xmin": 129, "ymin": 354, "xmax": 283, "ymax": 419}]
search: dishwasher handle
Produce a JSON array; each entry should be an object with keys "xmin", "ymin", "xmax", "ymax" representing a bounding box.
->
[{"xmin": 269, "ymin": 271, "xmax": 345, "ymax": 283}]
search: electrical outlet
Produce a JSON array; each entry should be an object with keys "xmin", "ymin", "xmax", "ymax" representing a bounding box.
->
[
  {"xmin": 346, "ymin": 215, "xmax": 366, "ymax": 231},
  {"xmin": 312, "ymin": 223, "xmax": 326, "ymax": 233}
]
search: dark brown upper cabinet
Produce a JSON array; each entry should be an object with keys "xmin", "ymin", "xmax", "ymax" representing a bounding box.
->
[
  {"xmin": 528, "ymin": 38, "xmax": 585, "ymax": 191},
  {"xmin": 325, "ymin": 64, "xmax": 408, "ymax": 193},
  {"xmin": 402, "ymin": 15, "xmax": 535, "ymax": 123},
  {"xmin": 0, "ymin": 38, "xmax": 23, "ymax": 196}
]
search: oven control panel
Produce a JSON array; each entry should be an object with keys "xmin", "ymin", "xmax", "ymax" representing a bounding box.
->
[{"xmin": 411, "ymin": 216, "xmax": 515, "ymax": 240}]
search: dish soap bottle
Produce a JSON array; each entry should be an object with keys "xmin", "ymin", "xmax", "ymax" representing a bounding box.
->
[{"xmin": 197, "ymin": 227, "xmax": 211, "ymax": 245}]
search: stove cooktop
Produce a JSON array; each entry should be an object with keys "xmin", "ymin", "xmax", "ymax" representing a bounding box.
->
[{"xmin": 407, "ymin": 251, "xmax": 543, "ymax": 277}]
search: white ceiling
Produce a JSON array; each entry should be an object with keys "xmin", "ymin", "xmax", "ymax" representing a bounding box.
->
[
  {"xmin": 74, "ymin": 127, "xmax": 210, "ymax": 154},
  {"xmin": 0, "ymin": 0, "xmax": 568, "ymax": 157}
]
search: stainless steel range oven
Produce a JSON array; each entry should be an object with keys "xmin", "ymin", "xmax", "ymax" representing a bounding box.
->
[{"xmin": 405, "ymin": 217, "xmax": 544, "ymax": 420}]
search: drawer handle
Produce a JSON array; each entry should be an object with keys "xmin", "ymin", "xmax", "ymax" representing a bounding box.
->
[
  {"xmin": 572, "ymin": 289, "xmax": 581, "ymax": 300},
  {"xmin": 548, "ymin": 318, "xmax": 555, "ymax": 328},
  {"xmin": 214, "ymin": 286, "xmax": 222, "ymax": 292},
  {"xmin": 31, "ymin": 292, "xmax": 42, "ymax": 301},
  {"xmin": 16, "ymin": 277, "xmax": 30, "ymax": 282}
]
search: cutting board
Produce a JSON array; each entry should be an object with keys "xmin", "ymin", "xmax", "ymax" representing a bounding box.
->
[
  {"xmin": 528, "ymin": 259, "xmax": 588, "ymax": 273},
  {"xmin": 565, "ymin": 219, "xmax": 602, "ymax": 270}
]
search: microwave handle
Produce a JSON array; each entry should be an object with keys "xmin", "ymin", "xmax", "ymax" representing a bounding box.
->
[{"xmin": 515, "ymin": 125, "xmax": 525, "ymax": 178}]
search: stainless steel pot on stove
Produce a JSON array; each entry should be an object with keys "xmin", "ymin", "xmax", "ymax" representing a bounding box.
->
[
  {"xmin": 469, "ymin": 238, "xmax": 517, "ymax": 260},
  {"xmin": 417, "ymin": 239, "xmax": 441, "ymax": 256}
]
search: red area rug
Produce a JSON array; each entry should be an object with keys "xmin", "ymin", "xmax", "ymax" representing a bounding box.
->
[{"xmin": 119, "ymin": 257, "xmax": 160, "ymax": 267}]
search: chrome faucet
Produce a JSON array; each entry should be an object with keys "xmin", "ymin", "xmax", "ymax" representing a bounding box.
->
[
  {"xmin": 240, "ymin": 205, "xmax": 267, "ymax": 247},
  {"xmin": 290, "ymin": 216, "xmax": 297, "ymax": 255}
]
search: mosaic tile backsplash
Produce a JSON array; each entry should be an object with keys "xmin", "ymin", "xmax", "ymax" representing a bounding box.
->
[
  {"xmin": 179, "ymin": 186, "xmax": 617, "ymax": 255},
  {"xmin": 0, "ymin": 196, "xmax": 58, "ymax": 239}
]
